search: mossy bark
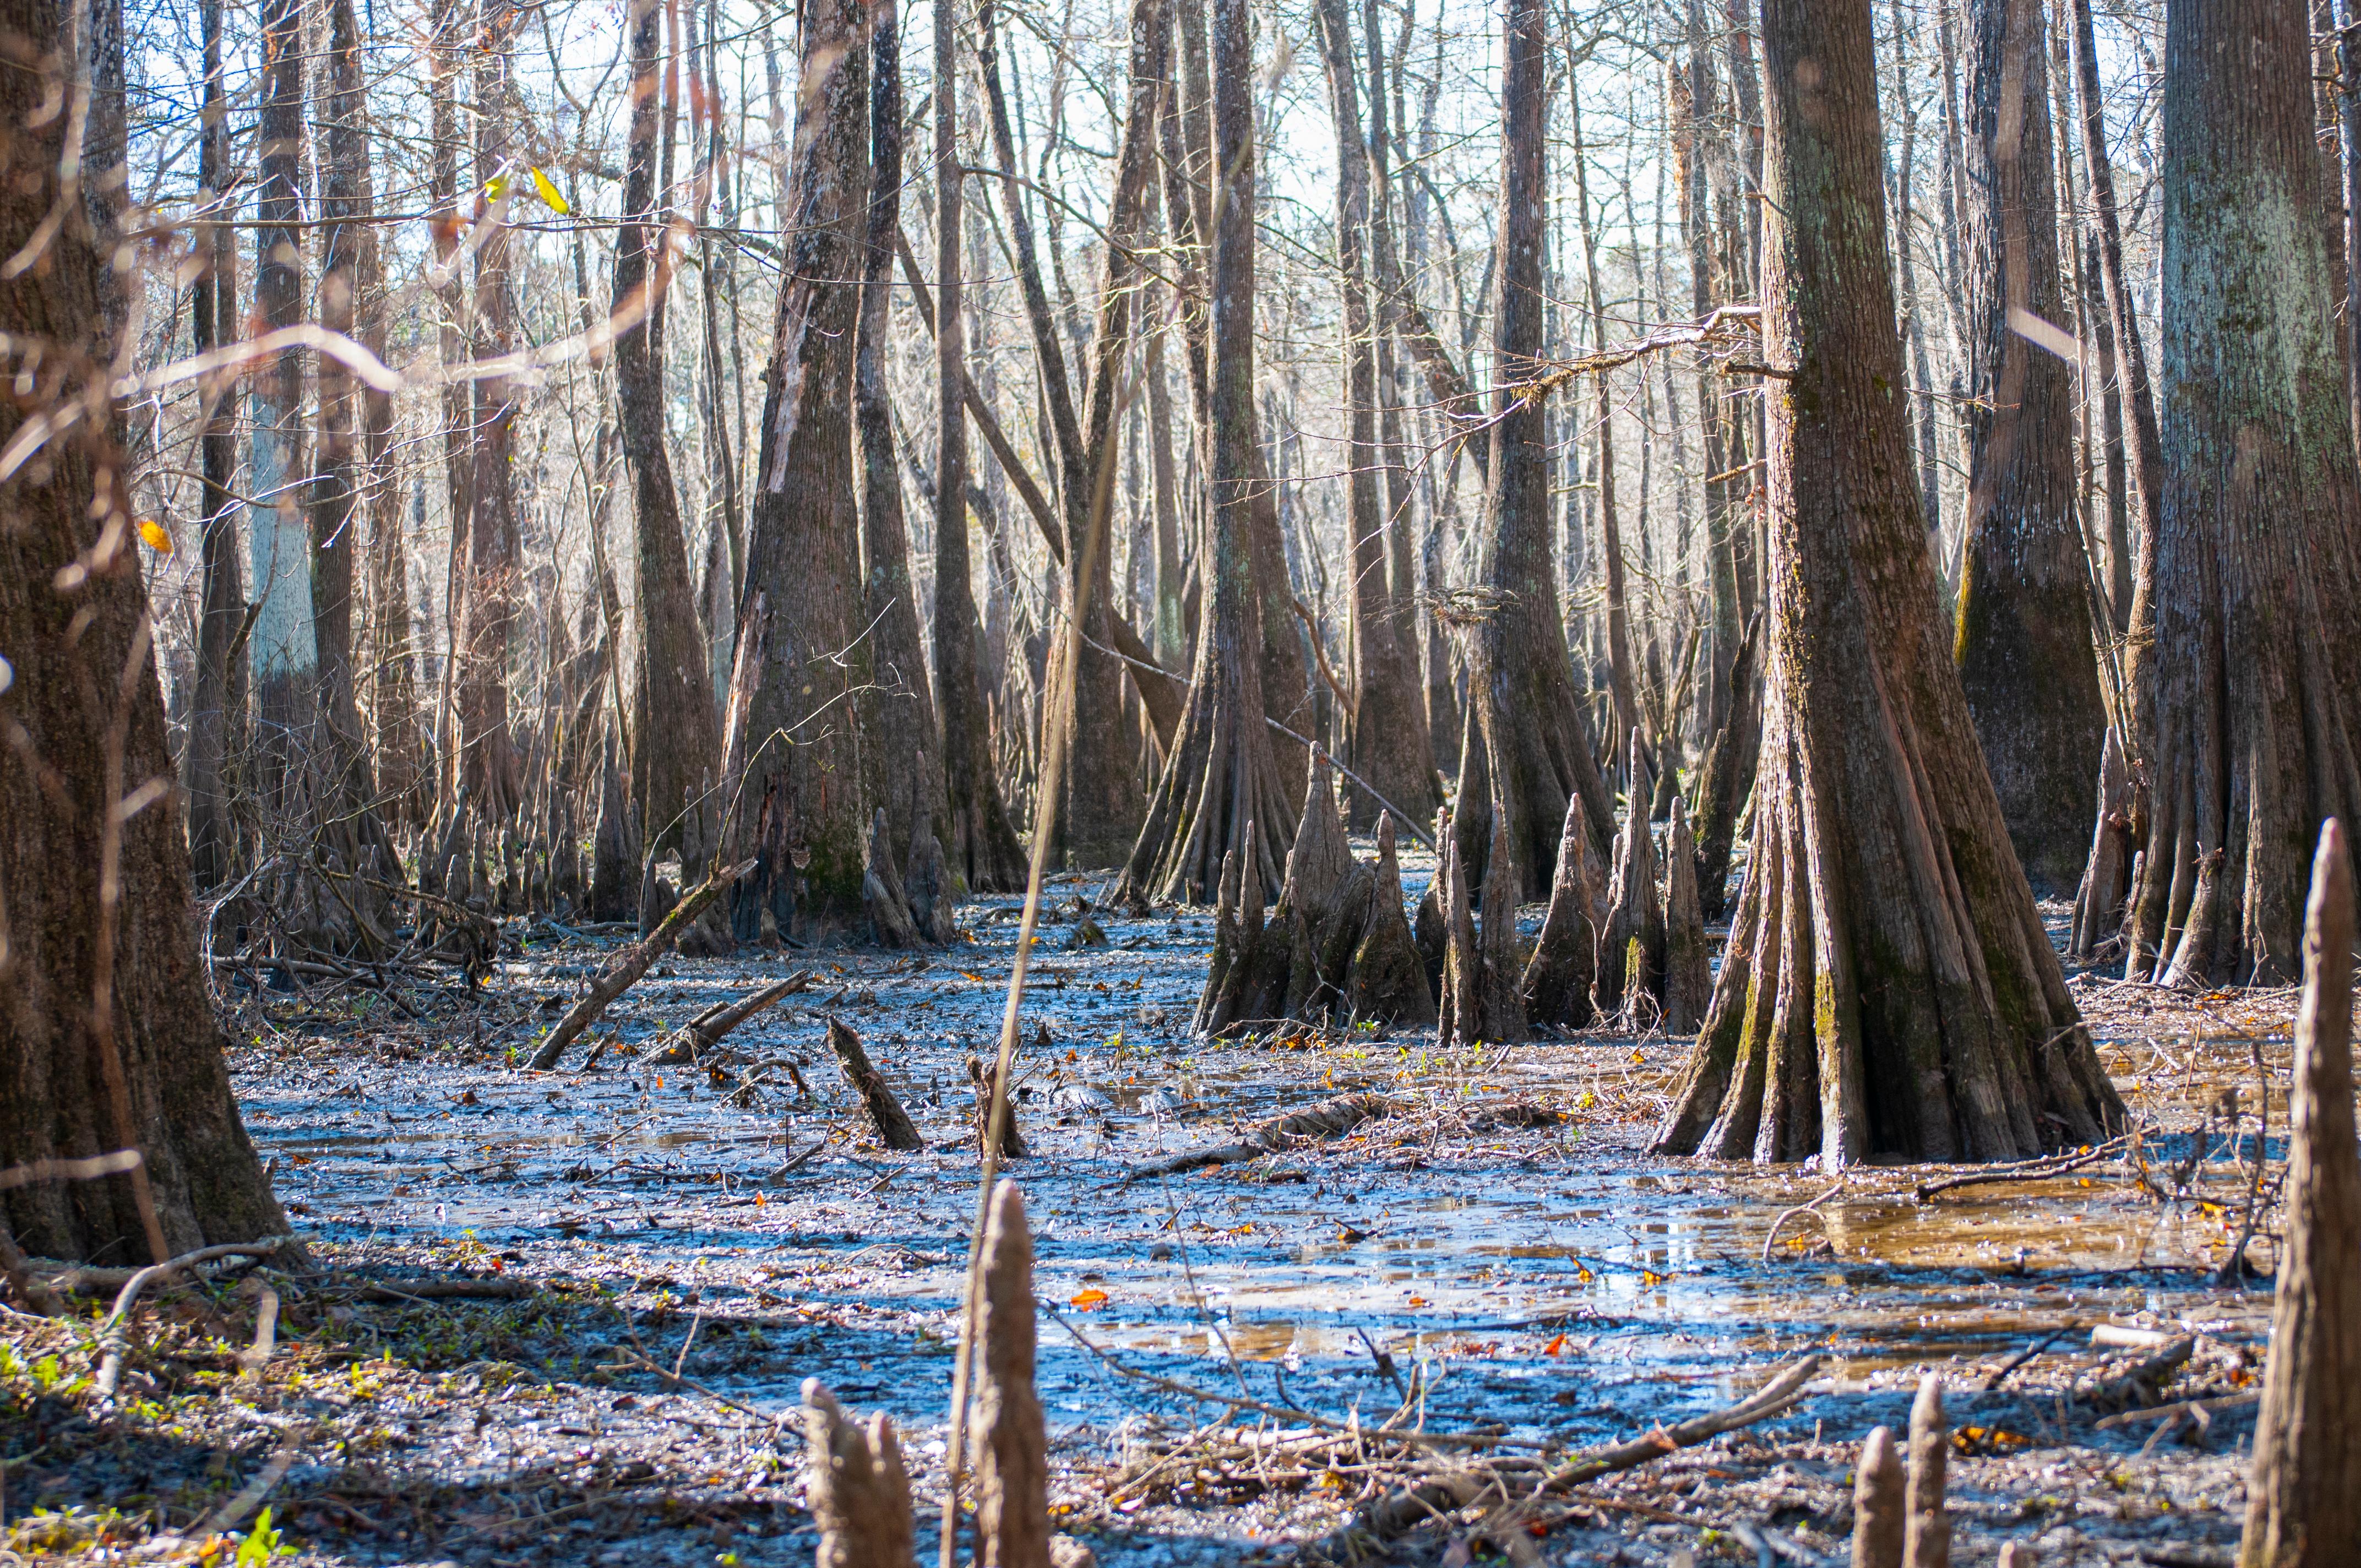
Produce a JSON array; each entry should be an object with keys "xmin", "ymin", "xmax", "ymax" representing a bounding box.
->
[
  {"xmin": 2123, "ymin": 0, "xmax": 2361, "ymax": 987},
  {"xmin": 1653, "ymin": 0, "xmax": 2123, "ymax": 1165},
  {"xmin": 732, "ymin": 0, "xmax": 877, "ymax": 933}
]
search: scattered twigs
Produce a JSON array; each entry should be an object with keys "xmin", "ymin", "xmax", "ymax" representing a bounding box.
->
[
  {"xmin": 1329, "ymin": 1354, "xmax": 1821, "ymax": 1545},
  {"xmin": 1116, "ymin": 1093, "xmax": 1395, "ymax": 1184},
  {"xmin": 526, "ymin": 856, "xmax": 757, "ymax": 1069},
  {"xmin": 91, "ymin": 1237, "xmax": 292, "ymax": 1397},
  {"xmin": 1914, "ymin": 1135, "xmax": 2130, "ymax": 1201}
]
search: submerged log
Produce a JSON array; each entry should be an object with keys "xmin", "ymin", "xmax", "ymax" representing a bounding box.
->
[
  {"xmin": 1118, "ymin": 1092, "xmax": 1395, "ymax": 1183},
  {"xmin": 828, "ymin": 1017, "xmax": 924, "ymax": 1151}
]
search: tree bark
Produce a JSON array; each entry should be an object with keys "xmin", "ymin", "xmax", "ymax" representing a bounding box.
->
[
  {"xmin": 0, "ymin": 0, "xmax": 286, "ymax": 1262},
  {"xmin": 1951, "ymin": 0, "xmax": 2105, "ymax": 894},
  {"xmin": 2239, "ymin": 819, "xmax": 2361, "ymax": 1568},
  {"xmin": 1653, "ymin": 0, "xmax": 2123, "ymax": 1164},
  {"xmin": 186, "ymin": 0, "xmax": 244, "ymax": 890},
  {"xmin": 855, "ymin": 0, "xmax": 946, "ymax": 860},
  {"xmin": 428, "ymin": 0, "xmax": 476, "ymax": 823},
  {"xmin": 1314, "ymin": 0, "xmax": 1439, "ymax": 837},
  {"xmin": 2124, "ymin": 0, "xmax": 2361, "ymax": 987},
  {"xmin": 730, "ymin": 0, "xmax": 875, "ymax": 932},
  {"xmin": 247, "ymin": 0, "xmax": 316, "ymax": 775},
  {"xmin": 1450, "ymin": 0, "xmax": 1615, "ymax": 904},
  {"xmin": 614, "ymin": 0, "xmax": 724, "ymax": 867},
  {"xmin": 1116, "ymin": 0, "xmax": 1294, "ymax": 903},
  {"xmin": 458, "ymin": 0, "xmax": 525, "ymax": 820},
  {"xmin": 931, "ymin": 0, "xmax": 1027, "ymax": 895}
]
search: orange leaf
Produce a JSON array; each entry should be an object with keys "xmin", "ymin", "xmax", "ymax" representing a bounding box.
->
[
  {"xmin": 1070, "ymin": 1287, "xmax": 1109, "ymax": 1310},
  {"xmin": 1542, "ymin": 1333, "xmax": 1568, "ymax": 1357},
  {"xmin": 138, "ymin": 519, "xmax": 173, "ymax": 553}
]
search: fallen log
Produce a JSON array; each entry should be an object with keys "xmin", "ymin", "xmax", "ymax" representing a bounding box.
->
[
  {"xmin": 1117, "ymin": 1093, "xmax": 1395, "ymax": 1184},
  {"xmin": 526, "ymin": 856, "xmax": 757, "ymax": 1070}
]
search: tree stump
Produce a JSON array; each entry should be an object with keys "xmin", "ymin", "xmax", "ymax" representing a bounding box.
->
[
  {"xmin": 968, "ymin": 1053, "xmax": 1027, "ymax": 1158},
  {"xmin": 1662, "ymin": 796, "xmax": 1712, "ymax": 1032},
  {"xmin": 1522, "ymin": 791, "xmax": 1599, "ymax": 1028},
  {"xmin": 801, "ymin": 1379, "xmax": 915, "ymax": 1568},
  {"xmin": 1344, "ymin": 817, "xmax": 1437, "ymax": 1027},
  {"xmin": 974, "ymin": 1179, "xmax": 1051, "ymax": 1568},
  {"xmin": 905, "ymin": 803, "xmax": 959, "ymax": 944},
  {"xmin": 827, "ymin": 1018, "xmax": 924, "ymax": 1151},
  {"xmin": 1852, "ymin": 1424, "xmax": 1905, "ymax": 1568},
  {"xmin": 2239, "ymin": 819, "xmax": 2361, "ymax": 1568},
  {"xmin": 1905, "ymin": 1375, "xmax": 1950, "ymax": 1568},
  {"xmin": 1596, "ymin": 734, "xmax": 1665, "ymax": 1023},
  {"xmin": 1194, "ymin": 764, "xmax": 1440, "ymax": 1036}
]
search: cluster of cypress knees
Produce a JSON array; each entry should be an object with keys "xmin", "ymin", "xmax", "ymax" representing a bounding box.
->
[{"xmin": 1196, "ymin": 738, "xmax": 1711, "ymax": 1043}]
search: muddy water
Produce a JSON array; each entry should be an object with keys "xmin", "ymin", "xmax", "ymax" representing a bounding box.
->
[{"xmin": 231, "ymin": 865, "xmax": 2283, "ymax": 1558}]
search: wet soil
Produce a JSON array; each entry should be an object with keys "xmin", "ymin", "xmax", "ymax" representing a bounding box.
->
[{"xmin": 0, "ymin": 856, "xmax": 2308, "ymax": 1566}]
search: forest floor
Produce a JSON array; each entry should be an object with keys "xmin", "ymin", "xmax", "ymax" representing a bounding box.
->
[{"xmin": 0, "ymin": 847, "xmax": 2311, "ymax": 1567}]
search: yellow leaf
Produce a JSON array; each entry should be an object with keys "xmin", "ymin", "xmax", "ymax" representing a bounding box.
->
[
  {"xmin": 1070, "ymin": 1287, "xmax": 1109, "ymax": 1310},
  {"xmin": 138, "ymin": 518, "xmax": 173, "ymax": 553},
  {"xmin": 483, "ymin": 172, "xmax": 509, "ymax": 202},
  {"xmin": 529, "ymin": 165, "xmax": 572, "ymax": 214}
]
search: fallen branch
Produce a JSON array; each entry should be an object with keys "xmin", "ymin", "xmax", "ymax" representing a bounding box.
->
[
  {"xmin": 2094, "ymin": 1390, "xmax": 2261, "ymax": 1429},
  {"xmin": 650, "ymin": 972, "xmax": 811, "ymax": 1063},
  {"xmin": 527, "ymin": 856, "xmax": 757, "ymax": 1070},
  {"xmin": 93, "ymin": 1237, "xmax": 293, "ymax": 1397},
  {"xmin": 1118, "ymin": 1093, "xmax": 1396, "ymax": 1185},
  {"xmin": 1329, "ymin": 1354, "xmax": 1823, "ymax": 1546},
  {"xmin": 1915, "ymin": 1136, "xmax": 2128, "ymax": 1201}
]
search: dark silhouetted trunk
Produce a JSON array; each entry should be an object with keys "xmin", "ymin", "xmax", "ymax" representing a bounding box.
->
[
  {"xmin": 2123, "ymin": 0, "xmax": 2361, "ymax": 987},
  {"xmin": 0, "ymin": 0, "xmax": 286, "ymax": 1263},
  {"xmin": 1951, "ymin": 0, "xmax": 2104, "ymax": 894},
  {"xmin": 1653, "ymin": 0, "xmax": 2122, "ymax": 1164}
]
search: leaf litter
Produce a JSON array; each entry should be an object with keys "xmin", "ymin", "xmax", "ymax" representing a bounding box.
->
[{"xmin": 0, "ymin": 869, "xmax": 2318, "ymax": 1566}]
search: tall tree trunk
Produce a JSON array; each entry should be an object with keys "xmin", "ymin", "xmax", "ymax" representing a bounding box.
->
[
  {"xmin": 1314, "ymin": 0, "xmax": 1439, "ymax": 834},
  {"xmin": 186, "ymin": 0, "xmax": 244, "ymax": 890},
  {"xmin": 458, "ymin": 0, "xmax": 525, "ymax": 821},
  {"xmin": 1452, "ymin": 0, "xmax": 1615, "ymax": 903},
  {"xmin": 1116, "ymin": 0, "xmax": 1293, "ymax": 903},
  {"xmin": 311, "ymin": 0, "xmax": 397, "ymax": 903},
  {"xmin": 932, "ymin": 0, "xmax": 1026, "ymax": 894},
  {"xmin": 728, "ymin": 0, "xmax": 875, "ymax": 933},
  {"xmin": 1564, "ymin": 62, "xmax": 1640, "ymax": 756},
  {"xmin": 1951, "ymin": 0, "xmax": 2106, "ymax": 893},
  {"xmin": 1653, "ymin": 0, "xmax": 2123, "ymax": 1164},
  {"xmin": 428, "ymin": 0, "xmax": 475, "ymax": 821},
  {"xmin": 2124, "ymin": 0, "xmax": 2361, "ymax": 987},
  {"xmin": 0, "ymin": 0, "xmax": 286, "ymax": 1263},
  {"xmin": 976, "ymin": 0, "xmax": 1165, "ymax": 866},
  {"xmin": 616, "ymin": 0, "xmax": 723, "ymax": 861},
  {"xmin": 856, "ymin": 0, "xmax": 946, "ymax": 854},
  {"xmin": 248, "ymin": 0, "xmax": 316, "ymax": 776}
]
